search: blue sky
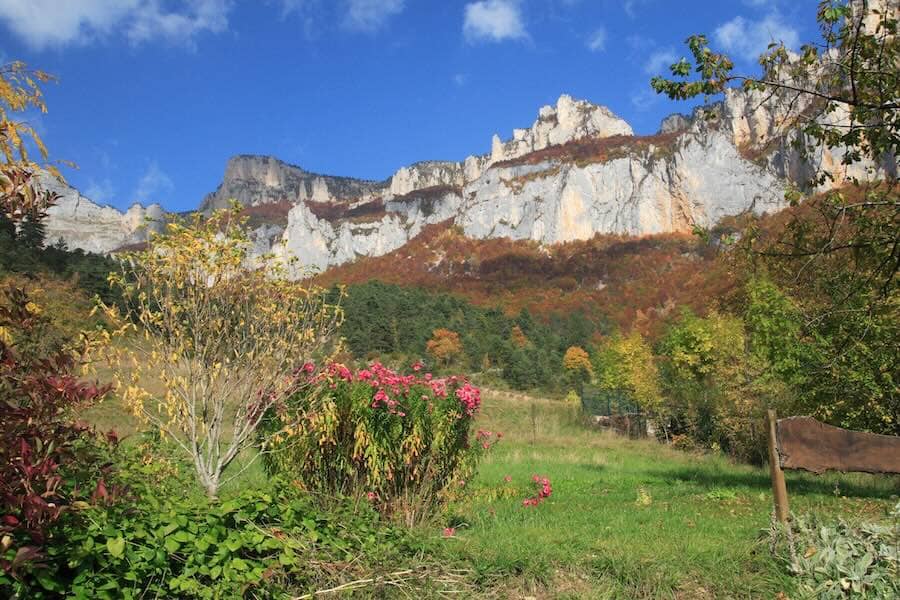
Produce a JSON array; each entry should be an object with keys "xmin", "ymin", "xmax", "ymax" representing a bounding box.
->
[{"xmin": 0, "ymin": 0, "xmax": 816, "ymax": 212}]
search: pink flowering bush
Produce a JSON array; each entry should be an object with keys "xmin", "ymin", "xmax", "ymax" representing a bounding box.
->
[
  {"xmin": 522, "ymin": 475, "xmax": 553, "ymax": 508},
  {"xmin": 263, "ymin": 362, "xmax": 494, "ymax": 526}
]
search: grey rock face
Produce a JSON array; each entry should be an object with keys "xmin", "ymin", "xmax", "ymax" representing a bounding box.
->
[
  {"xmin": 272, "ymin": 188, "xmax": 463, "ymax": 272},
  {"xmin": 199, "ymin": 155, "xmax": 386, "ymax": 213},
  {"xmin": 39, "ymin": 173, "xmax": 164, "ymax": 254},
  {"xmin": 39, "ymin": 77, "xmax": 881, "ymax": 271},
  {"xmin": 489, "ymin": 95, "xmax": 633, "ymax": 164},
  {"xmin": 458, "ymin": 128, "xmax": 786, "ymax": 243},
  {"xmin": 658, "ymin": 113, "xmax": 692, "ymax": 135}
]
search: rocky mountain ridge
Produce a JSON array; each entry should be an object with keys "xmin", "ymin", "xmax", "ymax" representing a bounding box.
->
[{"xmin": 40, "ymin": 88, "xmax": 887, "ymax": 268}]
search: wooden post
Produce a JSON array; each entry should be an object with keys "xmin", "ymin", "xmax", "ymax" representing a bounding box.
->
[
  {"xmin": 767, "ymin": 409, "xmax": 790, "ymax": 523},
  {"xmin": 530, "ymin": 401, "xmax": 537, "ymax": 446}
]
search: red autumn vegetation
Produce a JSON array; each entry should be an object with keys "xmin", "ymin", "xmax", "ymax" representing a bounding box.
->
[
  {"xmin": 493, "ymin": 132, "xmax": 680, "ymax": 169},
  {"xmin": 314, "ymin": 221, "xmax": 739, "ymax": 339}
]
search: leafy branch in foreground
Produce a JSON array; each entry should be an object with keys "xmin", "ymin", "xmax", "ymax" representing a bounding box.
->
[
  {"xmin": 0, "ymin": 60, "xmax": 62, "ymax": 223},
  {"xmin": 650, "ymin": 1, "xmax": 898, "ymax": 425},
  {"xmin": 650, "ymin": 1, "xmax": 898, "ymax": 293},
  {"xmin": 102, "ymin": 207, "xmax": 344, "ymax": 498}
]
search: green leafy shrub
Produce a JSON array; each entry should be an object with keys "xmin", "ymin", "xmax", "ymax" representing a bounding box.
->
[
  {"xmin": 774, "ymin": 504, "xmax": 900, "ymax": 598},
  {"xmin": 263, "ymin": 362, "xmax": 495, "ymax": 526},
  {"xmin": 3, "ymin": 439, "xmax": 426, "ymax": 599}
]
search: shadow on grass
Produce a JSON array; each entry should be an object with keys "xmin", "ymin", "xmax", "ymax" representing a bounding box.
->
[{"xmin": 645, "ymin": 465, "xmax": 900, "ymax": 500}]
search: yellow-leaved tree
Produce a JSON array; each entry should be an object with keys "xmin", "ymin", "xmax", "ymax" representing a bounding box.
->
[
  {"xmin": 1, "ymin": 60, "xmax": 61, "ymax": 222},
  {"xmin": 104, "ymin": 208, "xmax": 343, "ymax": 497},
  {"xmin": 426, "ymin": 328, "xmax": 462, "ymax": 366},
  {"xmin": 562, "ymin": 345, "xmax": 593, "ymax": 384},
  {"xmin": 594, "ymin": 331, "xmax": 662, "ymax": 414}
]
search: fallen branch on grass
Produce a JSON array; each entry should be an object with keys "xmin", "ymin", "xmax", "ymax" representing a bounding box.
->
[{"xmin": 291, "ymin": 566, "xmax": 473, "ymax": 599}]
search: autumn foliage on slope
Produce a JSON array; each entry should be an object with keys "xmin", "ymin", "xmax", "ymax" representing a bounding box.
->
[{"xmin": 314, "ymin": 222, "xmax": 739, "ymax": 338}]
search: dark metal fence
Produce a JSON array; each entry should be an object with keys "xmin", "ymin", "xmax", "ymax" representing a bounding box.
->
[{"xmin": 580, "ymin": 384, "xmax": 647, "ymax": 438}]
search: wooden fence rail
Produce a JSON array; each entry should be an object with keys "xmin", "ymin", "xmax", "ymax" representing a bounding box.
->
[{"xmin": 767, "ymin": 410, "xmax": 900, "ymax": 522}]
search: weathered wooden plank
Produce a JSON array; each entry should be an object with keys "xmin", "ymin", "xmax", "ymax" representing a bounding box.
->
[{"xmin": 776, "ymin": 416, "xmax": 900, "ymax": 475}]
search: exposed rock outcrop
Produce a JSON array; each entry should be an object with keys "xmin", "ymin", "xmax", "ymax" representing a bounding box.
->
[
  {"xmin": 459, "ymin": 126, "xmax": 785, "ymax": 243},
  {"xmin": 489, "ymin": 95, "xmax": 633, "ymax": 164},
  {"xmin": 199, "ymin": 155, "xmax": 386, "ymax": 213},
  {"xmin": 39, "ymin": 173, "xmax": 165, "ymax": 254},
  {"xmin": 658, "ymin": 113, "xmax": 692, "ymax": 135},
  {"xmin": 41, "ymin": 57, "xmax": 891, "ymax": 273}
]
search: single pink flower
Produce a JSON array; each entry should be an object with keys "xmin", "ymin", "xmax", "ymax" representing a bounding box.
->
[{"xmin": 443, "ymin": 527, "xmax": 455, "ymax": 537}]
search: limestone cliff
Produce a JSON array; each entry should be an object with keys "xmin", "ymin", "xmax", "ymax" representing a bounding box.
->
[
  {"xmin": 38, "ymin": 173, "xmax": 165, "ymax": 254},
  {"xmin": 199, "ymin": 155, "xmax": 386, "ymax": 212}
]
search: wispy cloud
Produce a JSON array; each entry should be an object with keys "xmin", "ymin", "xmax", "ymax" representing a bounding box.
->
[
  {"xmin": 85, "ymin": 178, "xmax": 116, "ymax": 205},
  {"xmin": 127, "ymin": 0, "xmax": 230, "ymax": 46},
  {"xmin": 453, "ymin": 73, "xmax": 467, "ymax": 86},
  {"xmin": 643, "ymin": 48, "xmax": 677, "ymax": 75},
  {"xmin": 630, "ymin": 87, "xmax": 660, "ymax": 111},
  {"xmin": 714, "ymin": 12, "xmax": 799, "ymax": 61},
  {"xmin": 623, "ymin": 0, "xmax": 654, "ymax": 18},
  {"xmin": 133, "ymin": 162, "xmax": 174, "ymax": 205},
  {"xmin": 586, "ymin": 27, "xmax": 606, "ymax": 52},
  {"xmin": 343, "ymin": 0, "xmax": 405, "ymax": 32},
  {"xmin": 0, "ymin": 0, "xmax": 232, "ymax": 50},
  {"xmin": 463, "ymin": 0, "xmax": 527, "ymax": 44}
]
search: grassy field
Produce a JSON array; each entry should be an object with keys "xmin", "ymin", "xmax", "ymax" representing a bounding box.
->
[
  {"xmin": 443, "ymin": 393, "xmax": 899, "ymax": 599},
  {"xmin": 80, "ymin": 385, "xmax": 898, "ymax": 598}
]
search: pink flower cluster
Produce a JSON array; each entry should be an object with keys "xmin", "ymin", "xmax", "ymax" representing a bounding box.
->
[
  {"xmin": 522, "ymin": 474, "xmax": 552, "ymax": 507},
  {"xmin": 455, "ymin": 383, "xmax": 481, "ymax": 416},
  {"xmin": 475, "ymin": 429, "xmax": 502, "ymax": 450},
  {"xmin": 297, "ymin": 361, "xmax": 482, "ymax": 419}
]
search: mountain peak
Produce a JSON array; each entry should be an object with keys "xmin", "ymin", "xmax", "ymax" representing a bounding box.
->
[{"xmin": 491, "ymin": 94, "xmax": 633, "ymax": 164}]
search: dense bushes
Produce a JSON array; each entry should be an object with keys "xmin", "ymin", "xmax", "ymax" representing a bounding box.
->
[
  {"xmin": 0, "ymin": 214, "xmax": 122, "ymax": 307},
  {"xmin": 3, "ymin": 437, "xmax": 428, "ymax": 599},
  {"xmin": 263, "ymin": 362, "xmax": 495, "ymax": 526},
  {"xmin": 0, "ymin": 285, "xmax": 112, "ymax": 580}
]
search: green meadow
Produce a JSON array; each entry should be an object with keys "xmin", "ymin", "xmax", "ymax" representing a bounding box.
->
[{"xmin": 441, "ymin": 393, "xmax": 898, "ymax": 598}]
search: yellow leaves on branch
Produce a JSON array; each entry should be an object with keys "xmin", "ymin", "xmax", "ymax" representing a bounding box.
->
[
  {"xmin": 595, "ymin": 331, "xmax": 662, "ymax": 413},
  {"xmin": 1, "ymin": 60, "xmax": 65, "ymax": 221},
  {"xmin": 426, "ymin": 328, "xmax": 462, "ymax": 365},
  {"xmin": 563, "ymin": 346, "xmax": 593, "ymax": 378},
  {"xmin": 1, "ymin": 60, "xmax": 55, "ymax": 165},
  {"xmin": 102, "ymin": 204, "xmax": 344, "ymax": 495}
]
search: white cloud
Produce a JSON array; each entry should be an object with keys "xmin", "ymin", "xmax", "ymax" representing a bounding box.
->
[
  {"xmin": 85, "ymin": 178, "xmax": 116, "ymax": 205},
  {"xmin": 714, "ymin": 13, "xmax": 800, "ymax": 61},
  {"xmin": 133, "ymin": 162, "xmax": 174, "ymax": 204},
  {"xmin": 643, "ymin": 48, "xmax": 677, "ymax": 75},
  {"xmin": 344, "ymin": 0, "xmax": 404, "ymax": 31},
  {"xmin": 0, "ymin": 0, "xmax": 231, "ymax": 49},
  {"xmin": 463, "ymin": 0, "xmax": 526, "ymax": 43},
  {"xmin": 127, "ymin": 0, "xmax": 230, "ymax": 46},
  {"xmin": 586, "ymin": 27, "xmax": 606, "ymax": 52},
  {"xmin": 630, "ymin": 87, "xmax": 659, "ymax": 111},
  {"xmin": 623, "ymin": 0, "xmax": 653, "ymax": 18}
]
